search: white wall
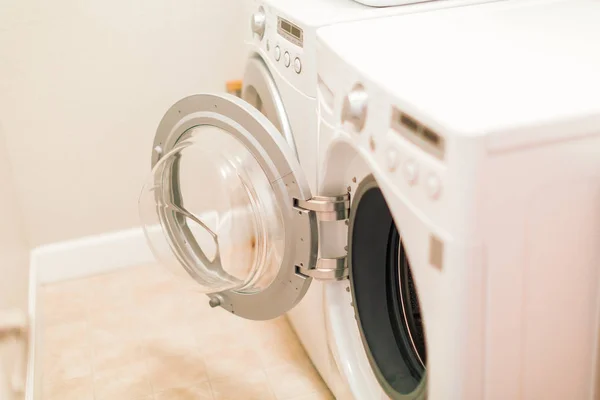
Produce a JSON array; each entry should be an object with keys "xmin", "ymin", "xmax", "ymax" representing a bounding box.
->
[
  {"xmin": 0, "ymin": 127, "xmax": 29, "ymax": 314},
  {"xmin": 0, "ymin": 0, "xmax": 248, "ymax": 247},
  {"xmin": 0, "ymin": 124, "xmax": 29, "ymax": 400}
]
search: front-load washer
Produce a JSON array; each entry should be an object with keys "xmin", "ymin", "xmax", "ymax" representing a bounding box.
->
[
  {"xmin": 138, "ymin": 0, "xmax": 506, "ymax": 397},
  {"xmin": 239, "ymin": 1, "xmax": 504, "ymax": 396},
  {"xmin": 316, "ymin": 0, "xmax": 600, "ymax": 398}
]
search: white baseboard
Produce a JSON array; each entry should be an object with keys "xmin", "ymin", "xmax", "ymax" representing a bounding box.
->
[
  {"xmin": 32, "ymin": 227, "xmax": 155, "ymax": 284},
  {"xmin": 26, "ymin": 227, "xmax": 155, "ymax": 400}
]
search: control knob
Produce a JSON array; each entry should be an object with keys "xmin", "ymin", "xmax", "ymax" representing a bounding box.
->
[
  {"xmin": 251, "ymin": 8, "xmax": 266, "ymax": 40},
  {"xmin": 341, "ymin": 84, "xmax": 368, "ymax": 132}
]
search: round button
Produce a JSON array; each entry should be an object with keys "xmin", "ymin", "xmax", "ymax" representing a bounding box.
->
[
  {"xmin": 386, "ymin": 148, "xmax": 399, "ymax": 172},
  {"xmin": 274, "ymin": 46, "xmax": 281, "ymax": 61},
  {"xmin": 284, "ymin": 52, "xmax": 291, "ymax": 67},
  {"xmin": 294, "ymin": 57, "xmax": 302, "ymax": 73},
  {"xmin": 426, "ymin": 174, "xmax": 442, "ymax": 199},
  {"xmin": 403, "ymin": 160, "xmax": 419, "ymax": 185}
]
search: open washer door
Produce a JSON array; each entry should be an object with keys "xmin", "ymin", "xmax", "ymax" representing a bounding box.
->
[{"xmin": 139, "ymin": 93, "xmax": 318, "ymax": 320}]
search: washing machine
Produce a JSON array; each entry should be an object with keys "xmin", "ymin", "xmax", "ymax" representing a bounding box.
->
[
  {"xmin": 316, "ymin": 0, "xmax": 600, "ymax": 398},
  {"xmin": 242, "ymin": 0, "xmax": 506, "ymax": 396},
  {"xmin": 139, "ymin": 0, "xmax": 505, "ymax": 398}
]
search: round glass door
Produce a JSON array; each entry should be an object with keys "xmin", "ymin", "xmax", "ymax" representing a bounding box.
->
[
  {"xmin": 139, "ymin": 125, "xmax": 285, "ymax": 293},
  {"xmin": 139, "ymin": 93, "xmax": 316, "ymax": 320}
]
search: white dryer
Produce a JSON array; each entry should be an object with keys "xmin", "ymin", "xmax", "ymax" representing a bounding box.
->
[{"xmin": 316, "ymin": 0, "xmax": 600, "ymax": 398}]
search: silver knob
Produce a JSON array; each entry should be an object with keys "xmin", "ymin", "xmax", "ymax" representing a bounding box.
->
[
  {"xmin": 341, "ymin": 84, "xmax": 368, "ymax": 132},
  {"xmin": 251, "ymin": 8, "xmax": 266, "ymax": 40}
]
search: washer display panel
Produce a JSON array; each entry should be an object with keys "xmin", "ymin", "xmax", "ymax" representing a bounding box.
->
[{"xmin": 139, "ymin": 93, "xmax": 317, "ymax": 320}]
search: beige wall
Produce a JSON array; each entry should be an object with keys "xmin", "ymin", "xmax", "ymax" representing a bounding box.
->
[
  {"xmin": 0, "ymin": 0, "xmax": 248, "ymax": 247},
  {"xmin": 0, "ymin": 128, "xmax": 29, "ymax": 312},
  {"xmin": 0, "ymin": 124, "xmax": 29, "ymax": 400}
]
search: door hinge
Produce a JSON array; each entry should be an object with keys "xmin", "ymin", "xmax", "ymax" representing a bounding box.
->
[
  {"xmin": 295, "ymin": 194, "xmax": 350, "ymax": 281},
  {"xmin": 297, "ymin": 256, "xmax": 348, "ymax": 281},
  {"xmin": 295, "ymin": 194, "xmax": 350, "ymax": 221}
]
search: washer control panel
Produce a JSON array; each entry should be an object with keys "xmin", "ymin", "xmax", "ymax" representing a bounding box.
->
[
  {"xmin": 315, "ymin": 32, "xmax": 453, "ymax": 240},
  {"xmin": 276, "ymin": 16, "xmax": 303, "ymax": 48},
  {"xmin": 386, "ymin": 108, "xmax": 446, "ymax": 201},
  {"xmin": 247, "ymin": 2, "xmax": 314, "ymax": 95},
  {"xmin": 250, "ymin": 6, "xmax": 304, "ymax": 75},
  {"xmin": 333, "ymin": 81, "xmax": 448, "ymax": 208},
  {"xmin": 268, "ymin": 38, "xmax": 302, "ymax": 75},
  {"xmin": 390, "ymin": 109, "xmax": 445, "ymax": 161}
]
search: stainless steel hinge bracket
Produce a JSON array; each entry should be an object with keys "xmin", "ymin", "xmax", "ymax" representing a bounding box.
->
[
  {"xmin": 297, "ymin": 256, "xmax": 348, "ymax": 281},
  {"xmin": 295, "ymin": 194, "xmax": 350, "ymax": 281},
  {"xmin": 294, "ymin": 194, "xmax": 350, "ymax": 221}
]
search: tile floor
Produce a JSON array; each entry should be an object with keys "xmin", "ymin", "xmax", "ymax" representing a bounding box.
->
[{"xmin": 41, "ymin": 264, "xmax": 333, "ymax": 400}]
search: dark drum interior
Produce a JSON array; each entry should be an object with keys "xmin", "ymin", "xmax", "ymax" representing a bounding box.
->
[{"xmin": 349, "ymin": 174, "xmax": 427, "ymax": 399}]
